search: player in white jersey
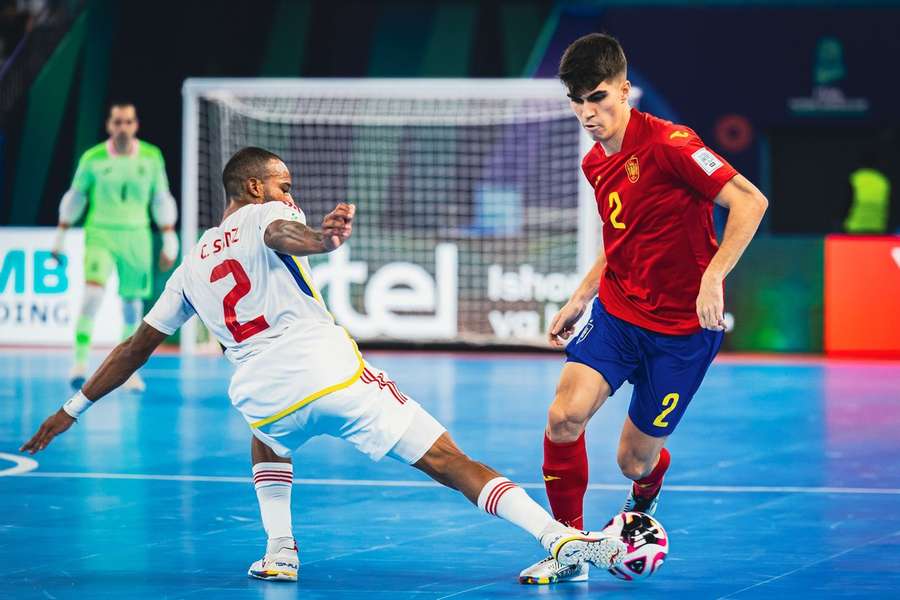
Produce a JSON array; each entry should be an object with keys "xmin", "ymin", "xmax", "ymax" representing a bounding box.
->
[{"xmin": 21, "ymin": 147, "xmax": 626, "ymax": 583}]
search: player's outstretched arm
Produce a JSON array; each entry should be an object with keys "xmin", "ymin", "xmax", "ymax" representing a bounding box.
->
[
  {"xmin": 20, "ymin": 322, "xmax": 169, "ymax": 454},
  {"xmin": 264, "ymin": 203, "xmax": 355, "ymax": 256},
  {"xmin": 82, "ymin": 322, "xmax": 169, "ymax": 400},
  {"xmin": 548, "ymin": 252, "xmax": 607, "ymax": 347},
  {"xmin": 697, "ymin": 174, "xmax": 769, "ymax": 331}
]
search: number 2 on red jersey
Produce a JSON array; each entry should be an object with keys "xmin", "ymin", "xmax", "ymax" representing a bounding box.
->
[
  {"xmin": 608, "ymin": 191, "xmax": 626, "ymax": 229},
  {"xmin": 210, "ymin": 259, "xmax": 270, "ymax": 342}
]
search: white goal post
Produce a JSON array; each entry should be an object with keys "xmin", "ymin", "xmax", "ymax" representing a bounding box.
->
[{"xmin": 181, "ymin": 78, "xmax": 599, "ymax": 353}]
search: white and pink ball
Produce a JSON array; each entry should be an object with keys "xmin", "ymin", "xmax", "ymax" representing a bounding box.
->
[{"xmin": 601, "ymin": 511, "xmax": 669, "ymax": 581}]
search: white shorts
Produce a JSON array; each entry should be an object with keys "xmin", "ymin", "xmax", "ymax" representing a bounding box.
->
[{"xmin": 247, "ymin": 362, "xmax": 446, "ymax": 464}]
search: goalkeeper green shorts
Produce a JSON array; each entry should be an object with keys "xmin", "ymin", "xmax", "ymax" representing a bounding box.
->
[{"xmin": 83, "ymin": 226, "xmax": 153, "ymax": 299}]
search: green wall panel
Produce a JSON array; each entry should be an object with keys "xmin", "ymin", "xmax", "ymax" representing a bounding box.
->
[
  {"xmin": 260, "ymin": 0, "xmax": 312, "ymax": 76},
  {"xmin": 10, "ymin": 9, "xmax": 87, "ymax": 225},
  {"xmin": 419, "ymin": 2, "xmax": 477, "ymax": 76},
  {"xmin": 724, "ymin": 236, "xmax": 824, "ymax": 353}
]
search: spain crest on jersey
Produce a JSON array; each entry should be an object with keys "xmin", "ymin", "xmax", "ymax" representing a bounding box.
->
[{"xmin": 625, "ymin": 155, "xmax": 640, "ymax": 183}]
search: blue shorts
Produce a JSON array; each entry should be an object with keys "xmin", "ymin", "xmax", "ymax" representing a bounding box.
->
[{"xmin": 566, "ymin": 299, "xmax": 723, "ymax": 437}]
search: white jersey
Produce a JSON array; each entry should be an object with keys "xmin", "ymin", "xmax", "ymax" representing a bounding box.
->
[{"xmin": 144, "ymin": 201, "xmax": 363, "ymax": 424}]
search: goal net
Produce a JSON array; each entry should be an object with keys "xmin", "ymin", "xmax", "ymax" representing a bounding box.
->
[{"xmin": 181, "ymin": 79, "xmax": 598, "ymax": 352}]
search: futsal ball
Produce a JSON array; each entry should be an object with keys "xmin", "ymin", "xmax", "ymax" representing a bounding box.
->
[{"xmin": 601, "ymin": 511, "xmax": 669, "ymax": 581}]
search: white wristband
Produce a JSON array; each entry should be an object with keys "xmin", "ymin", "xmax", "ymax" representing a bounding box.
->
[
  {"xmin": 161, "ymin": 230, "xmax": 179, "ymax": 261},
  {"xmin": 62, "ymin": 391, "xmax": 92, "ymax": 419}
]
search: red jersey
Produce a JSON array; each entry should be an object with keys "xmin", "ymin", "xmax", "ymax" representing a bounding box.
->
[{"xmin": 582, "ymin": 108, "xmax": 737, "ymax": 335}]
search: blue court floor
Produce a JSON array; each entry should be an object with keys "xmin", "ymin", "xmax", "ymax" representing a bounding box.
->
[{"xmin": 2, "ymin": 349, "xmax": 899, "ymax": 599}]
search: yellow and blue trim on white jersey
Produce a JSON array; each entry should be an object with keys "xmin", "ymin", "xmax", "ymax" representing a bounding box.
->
[
  {"xmin": 275, "ymin": 251, "xmax": 323, "ymax": 304},
  {"xmin": 250, "ymin": 328, "xmax": 365, "ymax": 430}
]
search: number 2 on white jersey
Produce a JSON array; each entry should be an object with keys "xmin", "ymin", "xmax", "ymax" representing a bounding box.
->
[{"xmin": 210, "ymin": 259, "xmax": 270, "ymax": 343}]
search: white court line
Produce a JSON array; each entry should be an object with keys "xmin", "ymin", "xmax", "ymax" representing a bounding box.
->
[
  {"xmin": 10, "ymin": 471, "xmax": 900, "ymax": 495},
  {"xmin": 0, "ymin": 452, "xmax": 38, "ymax": 476}
]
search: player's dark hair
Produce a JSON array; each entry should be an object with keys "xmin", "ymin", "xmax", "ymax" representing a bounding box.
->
[
  {"xmin": 559, "ymin": 33, "xmax": 627, "ymax": 96},
  {"xmin": 222, "ymin": 147, "xmax": 284, "ymax": 199},
  {"xmin": 108, "ymin": 100, "xmax": 137, "ymax": 116}
]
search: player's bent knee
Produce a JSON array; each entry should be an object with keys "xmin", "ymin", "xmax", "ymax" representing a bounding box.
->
[
  {"xmin": 617, "ymin": 453, "xmax": 654, "ymax": 481},
  {"xmin": 546, "ymin": 398, "xmax": 590, "ymax": 442},
  {"xmin": 620, "ymin": 463, "xmax": 652, "ymax": 481},
  {"xmin": 546, "ymin": 366, "xmax": 611, "ymax": 442}
]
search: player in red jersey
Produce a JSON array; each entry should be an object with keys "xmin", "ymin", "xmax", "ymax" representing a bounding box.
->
[{"xmin": 519, "ymin": 33, "xmax": 768, "ymax": 584}]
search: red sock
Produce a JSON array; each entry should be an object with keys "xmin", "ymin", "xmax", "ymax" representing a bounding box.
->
[
  {"xmin": 542, "ymin": 432, "xmax": 588, "ymax": 529},
  {"xmin": 632, "ymin": 447, "xmax": 671, "ymax": 498}
]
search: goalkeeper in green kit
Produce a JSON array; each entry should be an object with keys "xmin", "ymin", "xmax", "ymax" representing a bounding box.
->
[{"xmin": 51, "ymin": 102, "xmax": 179, "ymax": 391}]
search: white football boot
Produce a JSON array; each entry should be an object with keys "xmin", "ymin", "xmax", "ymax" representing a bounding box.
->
[
  {"xmin": 519, "ymin": 525, "xmax": 626, "ymax": 585},
  {"xmin": 121, "ymin": 372, "xmax": 146, "ymax": 392},
  {"xmin": 518, "ymin": 556, "xmax": 590, "ymax": 585},
  {"xmin": 248, "ymin": 537, "xmax": 299, "ymax": 582}
]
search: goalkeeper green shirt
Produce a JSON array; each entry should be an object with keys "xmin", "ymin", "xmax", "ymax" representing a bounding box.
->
[{"xmin": 71, "ymin": 139, "xmax": 170, "ymax": 229}]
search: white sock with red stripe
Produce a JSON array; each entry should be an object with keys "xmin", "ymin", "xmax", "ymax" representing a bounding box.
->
[
  {"xmin": 252, "ymin": 462, "xmax": 294, "ymax": 541},
  {"xmin": 476, "ymin": 476, "xmax": 555, "ymax": 540}
]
